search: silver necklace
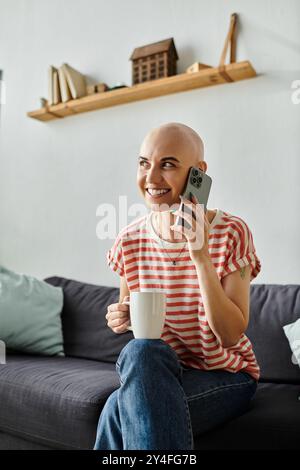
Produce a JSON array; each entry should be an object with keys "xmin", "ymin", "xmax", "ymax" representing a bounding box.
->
[{"xmin": 151, "ymin": 212, "xmax": 187, "ymax": 266}]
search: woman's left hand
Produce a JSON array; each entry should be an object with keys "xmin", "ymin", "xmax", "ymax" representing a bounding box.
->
[{"xmin": 170, "ymin": 194, "xmax": 211, "ymax": 264}]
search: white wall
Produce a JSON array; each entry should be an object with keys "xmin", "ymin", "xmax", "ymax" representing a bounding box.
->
[{"xmin": 0, "ymin": 0, "xmax": 299, "ymax": 287}]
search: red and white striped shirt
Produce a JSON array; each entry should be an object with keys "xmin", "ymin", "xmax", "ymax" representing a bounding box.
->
[{"xmin": 107, "ymin": 208, "xmax": 262, "ymax": 381}]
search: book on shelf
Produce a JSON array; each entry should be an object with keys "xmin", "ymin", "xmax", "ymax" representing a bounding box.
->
[
  {"xmin": 58, "ymin": 65, "xmax": 72, "ymax": 102},
  {"xmin": 61, "ymin": 63, "xmax": 87, "ymax": 99},
  {"xmin": 53, "ymin": 70, "xmax": 61, "ymax": 104},
  {"xmin": 48, "ymin": 65, "xmax": 62, "ymax": 105},
  {"xmin": 48, "ymin": 66, "xmax": 56, "ymax": 105}
]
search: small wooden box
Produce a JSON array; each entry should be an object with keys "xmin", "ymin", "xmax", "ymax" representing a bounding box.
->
[
  {"xmin": 87, "ymin": 82, "xmax": 108, "ymax": 95},
  {"xmin": 186, "ymin": 62, "xmax": 212, "ymax": 73},
  {"xmin": 95, "ymin": 82, "xmax": 109, "ymax": 93}
]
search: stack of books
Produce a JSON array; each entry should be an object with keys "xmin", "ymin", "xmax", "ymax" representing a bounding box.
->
[{"xmin": 48, "ymin": 63, "xmax": 87, "ymax": 106}]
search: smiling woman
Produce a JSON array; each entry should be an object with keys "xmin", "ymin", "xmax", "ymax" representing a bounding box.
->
[{"xmin": 94, "ymin": 121, "xmax": 262, "ymax": 451}]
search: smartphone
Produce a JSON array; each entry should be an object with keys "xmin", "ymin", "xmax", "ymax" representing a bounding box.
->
[{"xmin": 174, "ymin": 167, "xmax": 212, "ymax": 229}]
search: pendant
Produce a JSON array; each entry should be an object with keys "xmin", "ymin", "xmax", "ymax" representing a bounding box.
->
[{"xmin": 172, "ymin": 260, "xmax": 176, "ymax": 265}]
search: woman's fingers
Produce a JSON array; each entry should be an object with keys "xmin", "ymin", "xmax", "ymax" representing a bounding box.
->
[
  {"xmin": 110, "ymin": 303, "xmax": 129, "ymax": 312},
  {"xmin": 106, "ymin": 303, "xmax": 128, "ymax": 319},
  {"xmin": 107, "ymin": 310, "xmax": 129, "ymax": 321},
  {"xmin": 110, "ymin": 318, "xmax": 130, "ymax": 334},
  {"xmin": 109, "ymin": 316, "xmax": 130, "ymax": 328},
  {"xmin": 105, "ymin": 301, "xmax": 131, "ymax": 334}
]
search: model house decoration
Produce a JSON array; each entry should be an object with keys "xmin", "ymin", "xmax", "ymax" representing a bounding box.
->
[{"xmin": 129, "ymin": 37, "xmax": 179, "ymax": 85}]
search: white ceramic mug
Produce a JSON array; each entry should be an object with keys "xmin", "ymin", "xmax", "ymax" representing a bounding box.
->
[{"xmin": 122, "ymin": 292, "xmax": 166, "ymax": 339}]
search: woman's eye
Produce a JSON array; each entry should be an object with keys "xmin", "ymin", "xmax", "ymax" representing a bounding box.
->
[
  {"xmin": 162, "ymin": 162, "xmax": 174, "ymax": 168},
  {"xmin": 138, "ymin": 161, "xmax": 175, "ymax": 168}
]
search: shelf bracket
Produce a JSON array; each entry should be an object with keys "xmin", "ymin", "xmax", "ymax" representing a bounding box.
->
[
  {"xmin": 218, "ymin": 13, "xmax": 238, "ymax": 82},
  {"xmin": 45, "ymin": 103, "xmax": 63, "ymax": 119}
]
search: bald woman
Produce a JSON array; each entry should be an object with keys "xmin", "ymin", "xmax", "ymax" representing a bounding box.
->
[{"xmin": 94, "ymin": 122, "xmax": 261, "ymax": 450}]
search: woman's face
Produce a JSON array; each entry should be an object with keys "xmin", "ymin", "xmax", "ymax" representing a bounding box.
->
[
  {"xmin": 137, "ymin": 154, "xmax": 188, "ymax": 210},
  {"xmin": 137, "ymin": 131, "xmax": 206, "ymax": 211}
]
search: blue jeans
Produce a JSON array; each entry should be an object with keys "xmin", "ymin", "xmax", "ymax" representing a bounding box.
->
[{"xmin": 93, "ymin": 339, "xmax": 257, "ymax": 450}]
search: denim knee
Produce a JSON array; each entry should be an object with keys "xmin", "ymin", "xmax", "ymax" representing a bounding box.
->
[
  {"xmin": 117, "ymin": 338, "xmax": 177, "ymax": 364},
  {"xmin": 116, "ymin": 338, "xmax": 182, "ymax": 384}
]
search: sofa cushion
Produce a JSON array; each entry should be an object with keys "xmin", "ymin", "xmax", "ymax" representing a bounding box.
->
[
  {"xmin": 283, "ymin": 318, "xmax": 300, "ymax": 368},
  {"xmin": 0, "ymin": 354, "xmax": 120, "ymax": 449},
  {"xmin": 246, "ymin": 284, "xmax": 300, "ymax": 383},
  {"xmin": 1, "ymin": 356, "xmax": 299, "ymax": 450},
  {"xmin": 194, "ymin": 382, "xmax": 300, "ymax": 450},
  {"xmin": 0, "ymin": 266, "xmax": 64, "ymax": 356},
  {"xmin": 44, "ymin": 276, "xmax": 133, "ymax": 363}
]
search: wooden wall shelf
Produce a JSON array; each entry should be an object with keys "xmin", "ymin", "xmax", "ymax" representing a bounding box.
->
[{"xmin": 27, "ymin": 60, "xmax": 256, "ymax": 122}]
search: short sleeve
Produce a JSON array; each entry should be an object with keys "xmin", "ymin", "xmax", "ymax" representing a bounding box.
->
[
  {"xmin": 106, "ymin": 233, "xmax": 125, "ymax": 277},
  {"xmin": 223, "ymin": 219, "xmax": 261, "ymax": 282}
]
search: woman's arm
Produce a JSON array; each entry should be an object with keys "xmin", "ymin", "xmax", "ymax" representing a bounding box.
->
[{"xmin": 195, "ymin": 257, "xmax": 251, "ymax": 348}]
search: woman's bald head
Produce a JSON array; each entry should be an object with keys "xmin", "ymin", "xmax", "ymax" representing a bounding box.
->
[{"xmin": 140, "ymin": 122, "xmax": 205, "ymax": 167}]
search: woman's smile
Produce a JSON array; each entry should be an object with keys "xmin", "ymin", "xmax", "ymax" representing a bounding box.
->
[{"xmin": 145, "ymin": 187, "xmax": 172, "ymax": 199}]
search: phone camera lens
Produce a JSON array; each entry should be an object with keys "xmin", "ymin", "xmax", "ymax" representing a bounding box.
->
[{"xmin": 192, "ymin": 169, "xmax": 198, "ymax": 176}]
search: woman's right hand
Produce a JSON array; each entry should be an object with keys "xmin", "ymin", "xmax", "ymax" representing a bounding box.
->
[{"xmin": 105, "ymin": 296, "xmax": 130, "ymax": 334}]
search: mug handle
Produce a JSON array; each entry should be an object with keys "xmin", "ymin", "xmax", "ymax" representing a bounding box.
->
[{"xmin": 122, "ymin": 300, "xmax": 133, "ymax": 331}]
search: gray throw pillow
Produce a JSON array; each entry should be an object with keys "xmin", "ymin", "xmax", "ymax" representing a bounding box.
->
[
  {"xmin": 283, "ymin": 318, "xmax": 300, "ymax": 368},
  {"xmin": 44, "ymin": 276, "xmax": 132, "ymax": 363},
  {"xmin": 0, "ymin": 265, "xmax": 64, "ymax": 356}
]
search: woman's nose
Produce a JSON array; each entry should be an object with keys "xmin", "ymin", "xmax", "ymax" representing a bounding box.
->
[{"xmin": 145, "ymin": 165, "xmax": 164, "ymax": 183}]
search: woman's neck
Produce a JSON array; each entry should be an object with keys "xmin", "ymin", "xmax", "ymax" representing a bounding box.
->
[
  {"xmin": 153, "ymin": 211, "xmax": 186, "ymax": 243},
  {"xmin": 152, "ymin": 209, "xmax": 216, "ymax": 243}
]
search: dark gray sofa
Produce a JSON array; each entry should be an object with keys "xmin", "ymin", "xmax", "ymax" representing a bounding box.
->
[{"xmin": 0, "ymin": 277, "xmax": 299, "ymax": 450}]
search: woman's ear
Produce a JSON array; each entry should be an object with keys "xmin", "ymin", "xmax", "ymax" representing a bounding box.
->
[{"xmin": 198, "ymin": 161, "xmax": 207, "ymax": 173}]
